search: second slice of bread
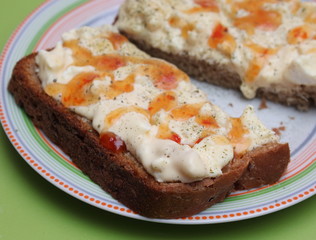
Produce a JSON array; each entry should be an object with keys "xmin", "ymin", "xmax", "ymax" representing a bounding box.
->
[{"xmin": 119, "ymin": 32, "xmax": 316, "ymax": 111}]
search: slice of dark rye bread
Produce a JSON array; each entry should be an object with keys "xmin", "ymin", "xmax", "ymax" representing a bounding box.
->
[
  {"xmin": 118, "ymin": 31, "xmax": 316, "ymax": 111},
  {"xmin": 8, "ymin": 53, "xmax": 290, "ymax": 219}
]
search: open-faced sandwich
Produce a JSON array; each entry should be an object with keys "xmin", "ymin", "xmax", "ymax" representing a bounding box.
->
[
  {"xmin": 115, "ymin": 0, "xmax": 316, "ymax": 110},
  {"xmin": 8, "ymin": 25, "xmax": 290, "ymax": 219}
]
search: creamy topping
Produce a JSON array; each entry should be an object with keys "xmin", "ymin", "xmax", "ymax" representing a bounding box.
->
[
  {"xmin": 115, "ymin": 0, "xmax": 316, "ymax": 98},
  {"xmin": 284, "ymin": 53, "xmax": 316, "ymax": 86},
  {"xmin": 35, "ymin": 25, "xmax": 278, "ymax": 183}
]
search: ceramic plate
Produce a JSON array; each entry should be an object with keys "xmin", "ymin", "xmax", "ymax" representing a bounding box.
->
[{"xmin": 0, "ymin": 0, "xmax": 315, "ymax": 224}]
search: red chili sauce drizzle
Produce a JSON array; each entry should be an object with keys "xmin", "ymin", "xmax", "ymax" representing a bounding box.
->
[
  {"xmin": 45, "ymin": 32, "xmax": 248, "ymax": 152},
  {"xmin": 100, "ymin": 132, "xmax": 127, "ymax": 153}
]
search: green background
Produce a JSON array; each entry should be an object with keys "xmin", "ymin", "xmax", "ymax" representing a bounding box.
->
[{"xmin": 0, "ymin": 1, "xmax": 315, "ymax": 239}]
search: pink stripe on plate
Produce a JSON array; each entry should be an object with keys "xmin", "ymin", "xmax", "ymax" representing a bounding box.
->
[{"xmin": 35, "ymin": 0, "xmax": 123, "ymax": 51}]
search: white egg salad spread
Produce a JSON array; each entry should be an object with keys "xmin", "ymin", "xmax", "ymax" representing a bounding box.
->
[{"xmin": 36, "ymin": 25, "xmax": 278, "ymax": 183}]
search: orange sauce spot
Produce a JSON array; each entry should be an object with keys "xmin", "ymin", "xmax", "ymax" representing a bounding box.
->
[
  {"xmin": 95, "ymin": 55, "xmax": 127, "ymax": 72},
  {"xmin": 106, "ymin": 32, "xmax": 128, "ymax": 50},
  {"xmin": 195, "ymin": 114, "xmax": 219, "ymax": 128},
  {"xmin": 104, "ymin": 106, "xmax": 150, "ymax": 129},
  {"xmin": 195, "ymin": 138, "xmax": 204, "ymax": 144},
  {"xmin": 156, "ymin": 71, "xmax": 178, "ymax": 90},
  {"xmin": 169, "ymin": 103, "xmax": 220, "ymax": 142},
  {"xmin": 184, "ymin": 6, "xmax": 217, "ymax": 14},
  {"xmin": 213, "ymin": 135, "xmax": 230, "ymax": 145},
  {"xmin": 63, "ymin": 40, "xmax": 127, "ymax": 72},
  {"xmin": 63, "ymin": 40, "xmax": 91, "ymax": 66},
  {"xmin": 138, "ymin": 62, "xmax": 188, "ymax": 90},
  {"xmin": 100, "ymin": 132, "xmax": 127, "ymax": 153},
  {"xmin": 246, "ymin": 42, "xmax": 278, "ymax": 56},
  {"xmin": 231, "ymin": 0, "xmax": 282, "ymax": 34},
  {"xmin": 287, "ymin": 25, "xmax": 311, "ymax": 44},
  {"xmin": 61, "ymin": 72, "xmax": 99, "ymax": 107},
  {"xmin": 148, "ymin": 91, "xmax": 177, "ymax": 117},
  {"xmin": 169, "ymin": 16, "xmax": 182, "ymax": 27},
  {"xmin": 228, "ymin": 118, "xmax": 250, "ymax": 154},
  {"xmin": 169, "ymin": 16, "xmax": 194, "ymax": 38},
  {"xmin": 156, "ymin": 123, "xmax": 182, "ymax": 144},
  {"xmin": 211, "ymin": 23, "xmax": 226, "ymax": 41},
  {"xmin": 45, "ymin": 83, "xmax": 65, "ymax": 97},
  {"xmin": 181, "ymin": 24, "xmax": 195, "ymax": 38},
  {"xmin": 235, "ymin": 10, "xmax": 281, "ymax": 34},
  {"xmin": 119, "ymin": 58, "xmax": 189, "ymax": 90},
  {"xmin": 170, "ymin": 133, "xmax": 182, "ymax": 144},
  {"xmin": 105, "ymin": 74, "xmax": 135, "ymax": 99},
  {"xmin": 170, "ymin": 103, "xmax": 203, "ymax": 120},
  {"xmin": 46, "ymin": 73, "xmax": 134, "ymax": 106},
  {"xmin": 244, "ymin": 42, "xmax": 278, "ymax": 82},
  {"xmin": 208, "ymin": 23, "xmax": 236, "ymax": 56},
  {"xmin": 193, "ymin": 0, "xmax": 219, "ymax": 12},
  {"xmin": 245, "ymin": 61, "xmax": 262, "ymax": 83},
  {"xmin": 194, "ymin": 128, "xmax": 216, "ymax": 145},
  {"xmin": 201, "ymin": 128, "xmax": 216, "ymax": 137}
]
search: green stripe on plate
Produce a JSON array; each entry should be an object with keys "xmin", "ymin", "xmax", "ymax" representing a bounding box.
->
[
  {"xmin": 25, "ymin": 0, "xmax": 87, "ymax": 55},
  {"xmin": 21, "ymin": 98, "xmax": 89, "ymax": 180}
]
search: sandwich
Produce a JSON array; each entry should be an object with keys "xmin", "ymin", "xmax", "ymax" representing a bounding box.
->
[
  {"xmin": 8, "ymin": 25, "xmax": 290, "ymax": 219},
  {"xmin": 115, "ymin": 0, "xmax": 316, "ymax": 110}
]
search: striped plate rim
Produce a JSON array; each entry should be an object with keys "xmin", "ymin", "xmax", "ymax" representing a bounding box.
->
[{"xmin": 0, "ymin": 0, "xmax": 315, "ymax": 224}]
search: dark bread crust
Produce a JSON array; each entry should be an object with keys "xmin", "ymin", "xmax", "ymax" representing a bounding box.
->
[
  {"xmin": 235, "ymin": 143, "xmax": 290, "ymax": 190},
  {"xmin": 120, "ymin": 31, "xmax": 316, "ymax": 111},
  {"xmin": 8, "ymin": 53, "xmax": 290, "ymax": 218}
]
